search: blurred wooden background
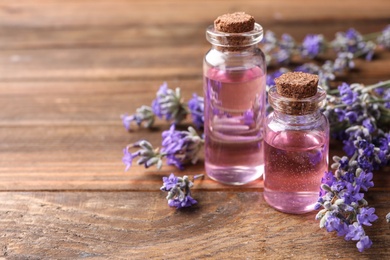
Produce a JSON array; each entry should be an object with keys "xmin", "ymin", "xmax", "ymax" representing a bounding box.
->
[{"xmin": 0, "ymin": 0, "xmax": 389, "ymax": 258}]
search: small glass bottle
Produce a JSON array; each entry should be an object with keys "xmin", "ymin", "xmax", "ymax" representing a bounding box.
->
[
  {"xmin": 264, "ymin": 72, "xmax": 329, "ymax": 214},
  {"xmin": 203, "ymin": 12, "xmax": 266, "ymax": 185}
]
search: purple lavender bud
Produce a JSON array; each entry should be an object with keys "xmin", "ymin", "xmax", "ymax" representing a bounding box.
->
[
  {"xmin": 160, "ymin": 173, "xmax": 179, "ymax": 191},
  {"xmin": 121, "ymin": 114, "xmax": 135, "ymax": 131},
  {"xmin": 356, "ymin": 236, "xmax": 373, "ymax": 252},
  {"xmin": 377, "ymin": 25, "xmax": 390, "ymax": 49},
  {"xmin": 345, "ymin": 111, "xmax": 358, "ymax": 123},
  {"xmin": 188, "ymin": 93, "xmax": 204, "ymax": 129},
  {"xmin": 343, "ymin": 139, "xmax": 357, "ymax": 157},
  {"xmin": 334, "ymin": 52, "xmax": 355, "ymax": 72},
  {"xmin": 334, "ymin": 108, "xmax": 346, "ymax": 122},
  {"xmin": 301, "ymin": 34, "xmax": 325, "ymax": 58},
  {"xmin": 294, "ymin": 63, "xmax": 321, "ymax": 74},
  {"xmin": 325, "ymin": 216, "xmax": 349, "ymax": 236},
  {"xmin": 357, "ymin": 207, "xmax": 378, "ymax": 226},
  {"xmin": 161, "ymin": 125, "xmax": 203, "ymax": 170},
  {"xmin": 362, "ymin": 118, "xmax": 376, "ymax": 133},
  {"xmin": 168, "ymin": 195, "xmax": 197, "ymax": 209},
  {"xmin": 343, "ymin": 183, "xmax": 364, "ymax": 204},
  {"xmin": 122, "ymin": 149, "xmax": 142, "ymax": 171},
  {"xmin": 152, "ymin": 82, "xmax": 187, "ymax": 123},
  {"xmin": 338, "ymin": 83, "xmax": 359, "ymax": 105},
  {"xmin": 345, "ymin": 222, "xmax": 365, "ymax": 241}
]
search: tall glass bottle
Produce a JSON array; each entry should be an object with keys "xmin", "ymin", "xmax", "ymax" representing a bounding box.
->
[
  {"xmin": 264, "ymin": 72, "xmax": 329, "ymax": 214},
  {"xmin": 203, "ymin": 17, "xmax": 266, "ymax": 185}
]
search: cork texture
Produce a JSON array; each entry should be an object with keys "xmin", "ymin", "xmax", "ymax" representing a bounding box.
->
[
  {"xmin": 214, "ymin": 12, "xmax": 255, "ymax": 33},
  {"xmin": 275, "ymin": 72, "xmax": 319, "ymax": 99}
]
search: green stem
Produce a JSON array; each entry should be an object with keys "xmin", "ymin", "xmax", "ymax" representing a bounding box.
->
[
  {"xmin": 366, "ymin": 99, "xmax": 390, "ymax": 104},
  {"xmin": 362, "ymin": 32, "xmax": 381, "ymax": 41},
  {"xmin": 362, "ymin": 79, "xmax": 390, "ymax": 93},
  {"xmin": 327, "ymin": 80, "xmax": 390, "ymax": 95}
]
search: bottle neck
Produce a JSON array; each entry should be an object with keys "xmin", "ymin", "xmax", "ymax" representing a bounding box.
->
[
  {"xmin": 273, "ymin": 109, "xmax": 322, "ymax": 125},
  {"xmin": 210, "ymin": 44, "xmax": 257, "ymax": 53},
  {"xmin": 206, "ymin": 23, "xmax": 263, "ymax": 50}
]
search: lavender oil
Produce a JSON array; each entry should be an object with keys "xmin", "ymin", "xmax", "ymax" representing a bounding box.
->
[
  {"xmin": 264, "ymin": 72, "xmax": 329, "ymax": 214},
  {"xmin": 204, "ymin": 66, "xmax": 266, "ymax": 185}
]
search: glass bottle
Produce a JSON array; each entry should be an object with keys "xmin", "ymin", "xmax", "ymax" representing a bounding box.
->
[
  {"xmin": 203, "ymin": 22, "xmax": 266, "ymax": 185},
  {"xmin": 264, "ymin": 78, "xmax": 329, "ymax": 214}
]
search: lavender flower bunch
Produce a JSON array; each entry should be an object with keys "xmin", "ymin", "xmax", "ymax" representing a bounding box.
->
[
  {"xmin": 315, "ymin": 81, "xmax": 390, "ymax": 252},
  {"xmin": 262, "ymin": 26, "xmax": 390, "ymax": 66},
  {"xmin": 122, "ymin": 125, "xmax": 204, "ymax": 171},
  {"xmin": 121, "ymin": 82, "xmax": 204, "ymax": 130},
  {"xmin": 160, "ymin": 173, "xmax": 204, "ymax": 209},
  {"xmin": 263, "ymin": 25, "xmax": 390, "ymax": 89}
]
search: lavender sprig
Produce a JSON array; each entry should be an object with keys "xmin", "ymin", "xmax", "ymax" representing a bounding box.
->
[
  {"xmin": 160, "ymin": 173, "xmax": 204, "ymax": 209},
  {"xmin": 121, "ymin": 106, "xmax": 155, "ymax": 131},
  {"xmin": 263, "ymin": 26, "xmax": 388, "ymax": 66},
  {"xmin": 122, "ymin": 125, "xmax": 204, "ymax": 171},
  {"xmin": 315, "ymin": 81, "xmax": 390, "ymax": 252},
  {"xmin": 121, "ymin": 82, "xmax": 204, "ymax": 130},
  {"xmin": 262, "ymin": 25, "xmax": 390, "ymax": 89},
  {"xmin": 152, "ymin": 82, "xmax": 187, "ymax": 123},
  {"xmin": 122, "ymin": 140, "xmax": 163, "ymax": 170}
]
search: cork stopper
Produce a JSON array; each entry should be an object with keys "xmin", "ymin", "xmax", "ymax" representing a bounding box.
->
[
  {"xmin": 214, "ymin": 12, "xmax": 255, "ymax": 33},
  {"xmin": 274, "ymin": 72, "xmax": 319, "ymax": 99},
  {"xmin": 271, "ymin": 72, "xmax": 320, "ymax": 115}
]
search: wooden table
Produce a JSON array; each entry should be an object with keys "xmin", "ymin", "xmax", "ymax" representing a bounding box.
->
[{"xmin": 0, "ymin": 0, "xmax": 389, "ymax": 259}]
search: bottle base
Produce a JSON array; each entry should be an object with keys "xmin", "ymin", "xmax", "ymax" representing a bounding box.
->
[
  {"xmin": 263, "ymin": 190, "xmax": 318, "ymax": 214},
  {"xmin": 206, "ymin": 164, "xmax": 263, "ymax": 185}
]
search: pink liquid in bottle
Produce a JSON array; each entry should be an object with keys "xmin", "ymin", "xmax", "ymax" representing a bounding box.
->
[
  {"xmin": 204, "ymin": 66, "xmax": 266, "ymax": 185},
  {"xmin": 264, "ymin": 130, "xmax": 329, "ymax": 214}
]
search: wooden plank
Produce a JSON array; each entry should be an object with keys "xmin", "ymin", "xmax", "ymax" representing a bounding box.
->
[
  {"xmin": 0, "ymin": 80, "xmax": 203, "ymax": 123},
  {"xmin": 0, "ymin": 123, "xmax": 388, "ymax": 191},
  {"xmin": 0, "ymin": 191, "xmax": 389, "ymax": 258}
]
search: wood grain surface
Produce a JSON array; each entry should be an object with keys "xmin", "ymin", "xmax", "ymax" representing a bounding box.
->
[{"xmin": 0, "ymin": 0, "xmax": 390, "ymax": 259}]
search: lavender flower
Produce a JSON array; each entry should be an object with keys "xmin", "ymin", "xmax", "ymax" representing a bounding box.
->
[
  {"xmin": 188, "ymin": 93, "xmax": 204, "ymax": 129},
  {"xmin": 161, "ymin": 125, "xmax": 203, "ymax": 170},
  {"xmin": 357, "ymin": 236, "xmax": 373, "ymax": 252},
  {"xmin": 160, "ymin": 173, "xmax": 179, "ymax": 191},
  {"xmin": 333, "ymin": 52, "xmax": 355, "ymax": 72},
  {"xmin": 345, "ymin": 222, "xmax": 365, "ymax": 241},
  {"xmin": 122, "ymin": 140, "xmax": 163, "ymax": 170},
  {"xmin": 123, "ymin": 125, "xmax": 204, "ymax": 171},
  {"xmin": 274, "ymin": 34, "xmax": 296, "ymax": 64},
  {"xmin": 262, "ymin": 30, "xmax": 278, "ymax": 53},
  {"xmin": 338, "ymin": 82, "xmax": 359, "ymax": 105},
  {"xmin": 318, "ymin": 61, "xmax": 336, "ymax": 88},
  {"xmin": 316, "ymin": 80, "xmax": 390, "ymax": 252},
  {"xmin": 301, "ymin": 34, "xmax": 325, "ymax": 58},
  {"xmin": 357, "ymin": 207, "xmax": 378, "ymax": 226},
  {"xmin": 332, "ymin": 28, "xmax": 376, "ymax": 61},
  {"xmin": 152, "ymin": 82, "xmax": 188, "ymax": 124},
  {"xmin": 121, "ymin": 105, "xmax": 155, "ymax": 130},
  {"xmin": 122, "ymin": 148, "xmax": 136, "ymax": 171},
  {"xmin": 294, "ymin": 63, "xmax": 320, "ymax": 74},
  {"xmin": 377, "ymin": 25, "xmax": 390, "ymax": 49},
  {"xmin": 160, "ymin": 173, "xmax": 204, "ymax": 209}
]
